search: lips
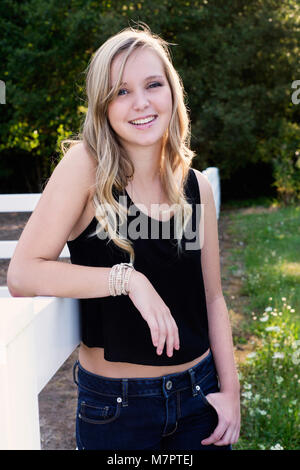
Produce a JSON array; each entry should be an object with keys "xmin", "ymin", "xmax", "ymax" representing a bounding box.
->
[{"xmin": 129, "ymin": 114, "xmax": 157, "ymax": 125}]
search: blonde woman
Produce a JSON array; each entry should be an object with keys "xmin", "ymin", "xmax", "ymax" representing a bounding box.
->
[{"xmin": 7, "ymin": 25, "xmax": 240, "ymax": 451}]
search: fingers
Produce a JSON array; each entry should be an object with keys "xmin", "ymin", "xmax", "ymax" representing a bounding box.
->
[
  {"xmin": 201, "ymin": 420, "xmax": 240, "ymax": 447},
  {"xmin": 200, "ymin": 391, "xmax": 240, "ymax": 447},
  {"xmin": 201, "ymin": 420, "xmax": 228, "ymax": 446},
  {"xmin": 156, "ymin": 313, "xmax": 177, "ymax": 356},
  {"xmin": 148, "ymin": 317, "xmax": 160, "ymax": 350},
  {"xmin": 148, "ymin": 308, "xmax": 180, "ymax": 357},
  {"xmin": 212, "ymin": 427, "xmax": 234, "ymax": 447},
  {"xmin": 155, "ymin": 314, "xmax": 167, "ymax": 355},
  {"xmin": 213, "ymin": 425, "xmax": 240, "ymax": 446}
]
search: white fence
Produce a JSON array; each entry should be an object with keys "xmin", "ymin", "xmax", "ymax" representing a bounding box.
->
[{"xmin": 0, "ymin": 167, "xmax": 220, "ymax": 450}]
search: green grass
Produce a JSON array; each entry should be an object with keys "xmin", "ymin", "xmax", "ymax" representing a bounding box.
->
[
  {"xmin": 225, "ymin": 202, "xmax": 300, "ymax": 450},
  {"xmin": 222, "ymin": 196, "xmax": 277, "ymax": 210}
]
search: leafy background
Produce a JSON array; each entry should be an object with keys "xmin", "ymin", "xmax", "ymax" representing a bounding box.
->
[{"xmin": 1, "ymin": 0, "xmax": 300, "ymax": 201}]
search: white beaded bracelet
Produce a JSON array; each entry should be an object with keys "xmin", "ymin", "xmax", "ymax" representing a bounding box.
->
[{"xmin": 109, "ymin": 263, "xmax": 135, "ymax": 296}]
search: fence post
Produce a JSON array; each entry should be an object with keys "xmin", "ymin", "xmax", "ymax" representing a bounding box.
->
[{"xmin": 0, "ymin": 298, "xmax": 41, "ymax": 450}]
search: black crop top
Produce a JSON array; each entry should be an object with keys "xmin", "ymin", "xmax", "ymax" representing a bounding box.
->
[{"xmin": 67, "ymin": 167, "xmax": 210, "ymax": 365}]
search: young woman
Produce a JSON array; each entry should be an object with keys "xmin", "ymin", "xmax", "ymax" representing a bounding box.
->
[{"xmin": 7, "ymin": 25, "xmax": 240, "ymax": 451}]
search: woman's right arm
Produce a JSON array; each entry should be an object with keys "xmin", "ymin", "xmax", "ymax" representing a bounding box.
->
[{"xmin": 6, "ymin": 142, "xmax": 113, "ymax": 299}]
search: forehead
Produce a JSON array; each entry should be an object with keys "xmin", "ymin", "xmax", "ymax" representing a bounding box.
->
[{"xmin": 110, "ymin": 47, "xmax": 165, "ymax": 86}]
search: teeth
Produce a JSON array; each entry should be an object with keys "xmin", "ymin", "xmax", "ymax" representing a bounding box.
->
[{"xmin": 130, "ymin": 116, "xmax": 156, "ymax": 125}]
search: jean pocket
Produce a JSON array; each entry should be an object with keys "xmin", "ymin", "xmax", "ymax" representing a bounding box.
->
[
  {"xmin": 195, "ymin": 370, "xmax": 219, "ymax": 408},
  {"xmin": 79, "ymin": 398, "xmax": 122, "ymax": 425}
]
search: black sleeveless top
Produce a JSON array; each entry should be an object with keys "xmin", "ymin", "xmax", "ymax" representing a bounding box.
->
[{"xmin": 67, "ymin": 168, "xmax": 210, "ymax": 365}]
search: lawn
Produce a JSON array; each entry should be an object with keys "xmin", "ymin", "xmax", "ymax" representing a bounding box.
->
[{"xmin": 224, "ymin": 201, "xmax": 300, "ymax": 450}]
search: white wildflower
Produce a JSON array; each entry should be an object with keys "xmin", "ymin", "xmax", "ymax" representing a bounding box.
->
[
  {"xmin": 265, "ymin": 326, "xmax": 280, "ymax": 332},
  {"xmin": 265, "ymin": 307, "xmax": 273, "ymax": 312},
  {"xmin": 243, "ymin": 383, "xmax": 252, "ymax": 390},
  {"xmin": 242, "ymin": 391, "xmax": 252, "ymax": 400},
  {"xmin": 275, "ymin": 376, "xmax": 284, "ymax": 384},
  {"xmin": 260, "ymin": 315, "xmax": 269, "ymax": 322},
  {"xmin": 261, "ymin": 398, "xmax": 271, "ymax": 404},
  {"xmin": 272, "ymin": 352, "xmax": 284, "ymax": 359},
  {"xmin": 247, "ymin": 352, "xmax": 257, "ymax": 359},
  {"xmin": 270, "ymin": 443, "xmax": 284, "ymax": 450}
]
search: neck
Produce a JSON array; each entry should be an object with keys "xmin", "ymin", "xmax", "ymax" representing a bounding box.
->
[{"xmin": 122, "ymin": 141, "xmax": 164, "ymax": 186}]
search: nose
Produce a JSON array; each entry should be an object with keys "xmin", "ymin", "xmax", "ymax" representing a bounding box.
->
[{"xmin": 132, "ymin": 88, "xmax": 149, "ymax": 111}]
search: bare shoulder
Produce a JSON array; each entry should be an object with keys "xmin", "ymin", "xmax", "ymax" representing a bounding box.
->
[
  {"xmin": 191, "ymin": 168, "xmax": 214, "ymax": 205},
  {"xmin": 59, "ymin": 141, "xmax": 97, "ymax": 198},
  {"xmin": 8, "ymin": 141, "xmax": 98, "ymax": 268}
]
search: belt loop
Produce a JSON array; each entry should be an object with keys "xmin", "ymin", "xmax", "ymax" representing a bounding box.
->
[
  {"xmin": 122, "ymin": 379, "xmax": 128, "ymax": 407},
  {"xmin": 73, "ymin": 360, "xmax": 79, "ymax": 386},
  {"xmin": 188, "ymin": 367, "xmax": 198, "ymax": 397},
  {"xmin": 161, "ymin": 377, "xmax": 168, "ymax": 398}
]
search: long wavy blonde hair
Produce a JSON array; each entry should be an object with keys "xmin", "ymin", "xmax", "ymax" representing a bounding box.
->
[{"xmin": 61, "ymin": 24, "xmax": 196, "ymax": 265}]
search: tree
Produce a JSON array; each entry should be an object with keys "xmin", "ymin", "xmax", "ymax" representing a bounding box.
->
[{"xmin": 1, "ymin": 0, "xmax": 299, "ymax": 199}]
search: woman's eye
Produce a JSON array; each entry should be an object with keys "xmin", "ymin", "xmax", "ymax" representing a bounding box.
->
[
  {"xmin": 117, "ymin": 82, "xmax": 162, "ymax": 96},
  {"xmin": 148, "ymin": 82, "xmax": 162, "ymax": 89},
  {"xmin": 117, "ymin": 88, "xmax": 128, "ymax": 96}
]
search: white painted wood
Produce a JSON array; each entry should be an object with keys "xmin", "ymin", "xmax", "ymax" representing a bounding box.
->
[
  {"xmin": 0, "ymin": 193, "xmax": 41, "ymax": 212},
  {"xmin": 202, "ymin": 167, "xmax": 221, "ymax": 219},
  {"xmin": 0, "ymin": 240, "xmax": 70, "ymax": 259},
  {"xmin": 0, "ymin": 295, "xmax": 80, "ymax": 449},
  {"xmin": 0, "ymin": 298, "xmax": 40, "ymax": 449}
]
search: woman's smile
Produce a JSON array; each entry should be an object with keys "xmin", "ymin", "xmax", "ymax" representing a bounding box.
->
[{"xmin": 128, "ymin": 114, "xmax": 158, "ymax": 130}]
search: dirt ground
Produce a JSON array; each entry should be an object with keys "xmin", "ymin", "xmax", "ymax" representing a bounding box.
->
[{"xmin": 0, "ymin": 208, "xmax": 253, "ymax": 450}]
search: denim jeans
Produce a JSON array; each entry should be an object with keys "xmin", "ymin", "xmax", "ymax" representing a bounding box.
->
[{"xmin": 73, "ymin": 351, "xmax": 232, "ymax": 451}]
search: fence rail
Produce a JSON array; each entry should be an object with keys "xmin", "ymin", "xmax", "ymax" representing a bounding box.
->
[{"xmin": 0, "ymin": 166, "xmax": 220, "ymax": 449}]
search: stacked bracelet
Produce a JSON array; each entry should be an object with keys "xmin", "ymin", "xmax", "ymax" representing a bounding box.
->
[{"xmin": 109, "ymin": 263, "xmax": 135, "ymax": 296}]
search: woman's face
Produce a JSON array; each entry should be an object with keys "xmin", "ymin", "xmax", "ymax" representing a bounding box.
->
[{"xmin": 107, "ymin": 47, "xmax": 173, "ymax": 151}]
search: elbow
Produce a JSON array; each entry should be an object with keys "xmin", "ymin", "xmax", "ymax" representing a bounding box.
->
[
  {"xmin": 7, "ymin": 274, "xmax": 27, "ymax": 297},
  {"xmin": 6, "ymin": 264, "xmax": 34, "ymax": 297},
  {"xmin": 7, "ymin": 280, "xmax": 23, "ymax": 297}
]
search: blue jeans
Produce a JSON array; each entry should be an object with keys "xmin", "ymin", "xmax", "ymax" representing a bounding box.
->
[{"xmin": 73, "ymin": 351, "xmax": 232, "ymax": 451}]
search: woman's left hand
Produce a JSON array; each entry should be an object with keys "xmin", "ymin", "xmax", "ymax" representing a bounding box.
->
[{"xmin": 201, "ymin": 391, "xmax": 241, "ymax": 446}]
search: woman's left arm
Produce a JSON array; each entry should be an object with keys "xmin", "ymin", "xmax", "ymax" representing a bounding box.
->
[{"xmin": 194, "ymin": 169, "xmax": 241, "ymax": 447}]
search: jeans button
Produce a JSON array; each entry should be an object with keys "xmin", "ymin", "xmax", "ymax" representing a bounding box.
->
[{"xmin": 166, "ymin": 380, "xmax": 173, "ymax": 390}]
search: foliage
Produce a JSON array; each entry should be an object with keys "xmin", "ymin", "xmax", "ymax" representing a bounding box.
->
[
  {"xmin": 270, "ymin": 119, "xmax": 300, "ymax": 204},
  {"xmin": 236, "ymin": 300, "xmax": 299, "ymax": 450},
  {"xmin": 226, "ymin": 203, "xmax": 300, "ymax": 449},
  {"xmin": 0, "ymin": 0, "xmax": 300, "ymax": 193},
  {"xmin": 228, "ymin": 204, "xmax": 300, "ymax": 314}
]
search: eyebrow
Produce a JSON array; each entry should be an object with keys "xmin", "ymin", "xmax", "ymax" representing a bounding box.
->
[{"xmin": 119, "ymin": 75, "xmax": 164, "ymax": 86}]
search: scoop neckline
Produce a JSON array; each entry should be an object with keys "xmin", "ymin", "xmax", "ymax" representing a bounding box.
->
[{"xmin": 123, "ymin": 189, "xmax": 175, "ymax": 224}]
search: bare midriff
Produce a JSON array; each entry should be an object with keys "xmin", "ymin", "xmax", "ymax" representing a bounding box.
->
[{"xmin": 78, "ymin": 343, "xmax": 210, "ymax": 378}]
